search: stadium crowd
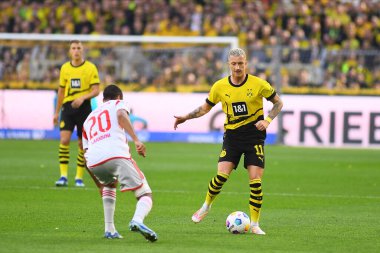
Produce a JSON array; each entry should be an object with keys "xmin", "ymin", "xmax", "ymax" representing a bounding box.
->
[{"xmin": 0, "ymin": 0, "xmax": 379, "ymax": 91}]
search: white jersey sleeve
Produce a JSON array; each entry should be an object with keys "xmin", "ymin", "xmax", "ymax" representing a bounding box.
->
[{"xmin": 83, "ymin": 100, "xmax": 132, "ymax": 167}]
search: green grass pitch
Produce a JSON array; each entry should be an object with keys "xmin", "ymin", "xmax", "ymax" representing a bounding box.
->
[{"xmin": 0, "ymin": 140, "xmax": 379, "ymax": 253}]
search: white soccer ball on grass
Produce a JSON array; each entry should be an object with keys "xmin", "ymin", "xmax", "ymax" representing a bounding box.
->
[{"xmin": 225, "ymin": 211, "xmax": 250, "ymax": 234}]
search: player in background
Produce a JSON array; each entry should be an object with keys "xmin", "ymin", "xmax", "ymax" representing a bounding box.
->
[
  {"xmin": 53, "ymin": 40, "xmax": 100, "ymax": 187},
  {"xmin": 174, "ymin": 48, "xmax": 283, "ymax": 235},
  {"xmin": 82, "ymin": 84, "xmax": 158, "ymax": 241}
]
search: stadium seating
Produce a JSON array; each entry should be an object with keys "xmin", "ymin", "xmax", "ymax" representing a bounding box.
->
[{"xmin": 0, "ymin": 0, "xmax": 379, "ymax": 92}]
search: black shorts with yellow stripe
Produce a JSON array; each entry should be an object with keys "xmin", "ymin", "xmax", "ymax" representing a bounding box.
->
[
  {"xmin": 59, "ymin": 100, "xmax": 92, "ymax": 137},
  {"xmin": 218, "ymin": 121, "xmax": 266, "ymax": 169}
]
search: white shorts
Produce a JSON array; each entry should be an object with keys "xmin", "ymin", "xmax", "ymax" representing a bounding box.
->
[{"xmin": 89, "ymin": 158, "xmax": 152, "ymax": 197}]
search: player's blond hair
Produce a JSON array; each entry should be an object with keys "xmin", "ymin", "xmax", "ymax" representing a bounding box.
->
[
  {"xmin": 69, "ymin": 40, "xmax": 81, "ymax": 45},
  {"xmin": 228, "ymin": 48, "xmax": 246, "ymax": 61}
]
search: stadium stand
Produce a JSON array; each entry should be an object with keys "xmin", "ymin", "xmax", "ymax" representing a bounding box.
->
[{"xmin": 0, "ymin": 0, "xmax": 379, "ymax": 93}]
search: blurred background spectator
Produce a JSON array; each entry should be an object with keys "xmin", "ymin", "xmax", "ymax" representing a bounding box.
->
[{"xmin": 0, "ymin": 0, "xmax": 379, "ymax": 93}]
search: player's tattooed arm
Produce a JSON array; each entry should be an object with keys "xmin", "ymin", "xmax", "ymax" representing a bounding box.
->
[
  {"xmin": 256, "ymin": 94, "xmax": 283, "ymax": 131},
  {"xmin": 188, "ymin": 105, "xmax": 207, "ymax": 119},
  {"xmin": 187, "ymin": 102, "xmax": 212, "ymax": 119},
  {"xmin": 267, "ymin": 94, "xmax": 283, "ymax": 120},
  {"xmin": 174, "ymin": 102, "xmax": 212, "ymax": 130}
]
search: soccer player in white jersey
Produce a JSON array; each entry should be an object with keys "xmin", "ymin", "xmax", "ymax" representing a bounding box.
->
[{"xmin": 82, "ymin": 84, "xmax": 157, "ymax": 241}]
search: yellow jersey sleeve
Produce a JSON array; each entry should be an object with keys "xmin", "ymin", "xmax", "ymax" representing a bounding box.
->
[
  {"xmin": 59, "ymin": 63, "xmax": 68, "ymax": 88},
  {"xmin": 207, "ymin": 77, "xmax": 228, "ymax": 106},
  {"xmin": 89, "ymin": 63, "xmax": 100, "ymax": 86},
  {"xmin": 259, "ymin": 78, "xmax": 275, "ymax": 100}
]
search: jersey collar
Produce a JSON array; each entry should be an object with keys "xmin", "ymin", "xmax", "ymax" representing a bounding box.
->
[
  {"xmin": 70, "ymin": 60, "xmax": 86, "ymax": 68},
  {"xmin": 228, "ymin": 74, "xmax": 248, "ymax": 87}
]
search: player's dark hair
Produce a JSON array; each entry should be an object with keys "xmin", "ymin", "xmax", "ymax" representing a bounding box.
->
[{"xmin": 103, "ymin": 84, "xmax": 123, "ymax": 100}]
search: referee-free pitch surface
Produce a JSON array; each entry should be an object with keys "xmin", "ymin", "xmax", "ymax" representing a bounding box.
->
[{"xmin": 0, "ymin": 140, "xmax": 379, "ymax": 253}]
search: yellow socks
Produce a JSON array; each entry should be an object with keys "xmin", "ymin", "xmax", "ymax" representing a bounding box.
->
[
  {"xmin": 249, "ymin": 178, "xmax": 263, "ymax": 223},
  {"xmin": 75, "ymin": 148, "xmax": 85, "ymax": 180},
  {"xmin": 58, "ymin": 144, "xmax": 69, "ymax": 178},
  {"xmin": 205, "ymin": 172, "xmax": 229, "ymax": 206}
]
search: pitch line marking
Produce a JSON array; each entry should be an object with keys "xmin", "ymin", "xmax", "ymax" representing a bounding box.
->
[
  {"xmin": 3, "ymin": 185, "xmax": 379, "ymax": 200},
  {"xmin": 155, "ymin": 190, "xmax": 380, "ymax": 200}
]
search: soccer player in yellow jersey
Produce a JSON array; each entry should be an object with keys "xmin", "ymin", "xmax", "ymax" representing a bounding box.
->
[
  {"xmin": 174, "ymin": 48, "xmax": 283, "ymax": 235},
  {"xmin": 53, "ymin": 40, "xmax": 100, "ymax": 187}
]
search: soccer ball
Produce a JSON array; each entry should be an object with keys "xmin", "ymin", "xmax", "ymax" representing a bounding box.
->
[{"xmin": 226, "ymin": 211, "xmax": 251, "ymax": 234}]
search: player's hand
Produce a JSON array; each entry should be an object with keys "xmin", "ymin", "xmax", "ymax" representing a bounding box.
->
[
  {"xmin": 71, "ymin": 97, "xmax": 84, "ymax": 108},
  {"xmin": 174, "ymin": 116, "xmax": 187, "ymax": 130},
  {"xmin": 135, "ymin": 141, "xmax": 146, "ymax": 157},
  {"xmin": 255, "ymin": 120, "xmax": 270, "ymax": 131},
  {"xmin": 53, "ymin": 113, "xmax": 59, "ymax": 126}
]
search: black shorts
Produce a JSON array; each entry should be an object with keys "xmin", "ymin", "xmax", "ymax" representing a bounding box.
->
[
  {"xmin": 218, "ymin": 122, "xmax": 266, "ymax": 169},
  {"xmin": 59, "ymin": 100, "xmax": 92, "ymax": 137}
]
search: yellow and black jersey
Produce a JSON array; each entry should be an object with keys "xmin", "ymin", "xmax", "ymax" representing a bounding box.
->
[
  {"xmin": 206, "ymin": 74, "xmax": 276, "ymax": 130},
  {"xmin": 59, "ymin": 60, "xmax": 100, "ymax": 104}
]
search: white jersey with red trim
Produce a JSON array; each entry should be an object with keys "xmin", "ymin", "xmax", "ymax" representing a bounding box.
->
[{"xmin": 82, "ymin": 99, "xmax": 131, "ymax": 167}]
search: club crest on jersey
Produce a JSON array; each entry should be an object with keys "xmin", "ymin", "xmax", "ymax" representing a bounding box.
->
[
  {"xmin": 220, "ymin": 149, "xmax": 227, "ymax": 158},
  {"xmin": 70, "ymin": 78, "xmax": 81, "ymax": 88},
  {"xmin": 247, "ymin": 88, "xmax": 253, "ymax": 97}
]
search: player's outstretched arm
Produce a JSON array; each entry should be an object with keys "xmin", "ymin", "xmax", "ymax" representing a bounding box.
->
[{"xmin": 174, "ymin": 102, "xmax": 212, "ymax": 130}]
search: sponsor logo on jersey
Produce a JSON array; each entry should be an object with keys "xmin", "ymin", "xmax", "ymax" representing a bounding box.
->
[
  {"xmin": 70, "ymin": 78, "xmax": 81, "ymax": 88},
  {"xmin": 232, "ymin": 101, "xmax": 248, "ymax": 116}
]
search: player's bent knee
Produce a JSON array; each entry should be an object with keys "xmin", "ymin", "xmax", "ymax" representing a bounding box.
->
[{"xmin": 136, "ymin": 192, "xmax": 152, "ymax": 201}]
